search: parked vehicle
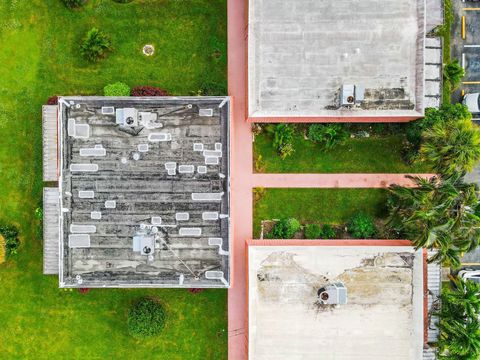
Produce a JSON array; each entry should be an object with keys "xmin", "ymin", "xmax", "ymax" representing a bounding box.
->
[
  {"xmin": 459, "ymin": 269, "xmax": 480, "ymax": 284},
  {"xmin": 463, "ymin": 93, "xmax": 480, "ymax": 114}
]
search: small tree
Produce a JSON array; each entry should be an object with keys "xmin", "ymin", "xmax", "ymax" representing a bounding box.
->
[
  {"xmin": 438, "ymin": 277, "xmax": 480, "ymax": 358},
  {"xmin": 127, "ymin": 298, "xmax": 165, "ymax": 339},
  {"xmin": 387, "ymin": 175, "xmax": 480, "ymax": 266},
  {"xmin": 0, "ymin": 224, "xmax": 20, "ymax": 257},
  {"xmin": 272, "ymin": 218, "xmax": 301, "ymax": 239},
  {"xmin": 80, "ymin": 28, "xmax": 113, "ymax": 62},
  {"xmin": 444, "ymin": 59, "xmax": 465, "ymax": 91},
  {"xmin": 104, "ymin": 82, "xmax": 131, "ymax": 96},
  {"xmin": 420, "ymin": 115, "xmax": 480, "ymax": 177},
  {"xmin": 347, "ymin": 213, "xmax": 376, "ymax": 239}
]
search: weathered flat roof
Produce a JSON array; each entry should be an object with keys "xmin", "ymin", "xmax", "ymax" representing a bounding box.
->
[
  {"xmin": 248, "ymin": 245, "xmax": 424, "ymax": 359},
  {"xmin": 58, "ymin": 97, "xmax": 230, "ymax": 288},
  {"xmin": 248, "ymin": 0, "xmax": 425, "ymax": 118}
]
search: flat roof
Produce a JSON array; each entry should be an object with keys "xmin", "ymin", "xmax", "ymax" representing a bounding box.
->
[
  {"xmin": 248, "ymin": 0, "xmax": 425, "ymax": 118},
  {"xmin": 58, "ymin": 97, "xmax": 230, "ymax": 288},
  {"xmin": 248, "ymin": 245, "xmax": 424, "ymax": 359}
]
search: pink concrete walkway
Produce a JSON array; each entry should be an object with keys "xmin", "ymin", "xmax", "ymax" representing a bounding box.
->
[
  {"xmin": 227, "ymin": 1, "xmax": 432, "ymax": 359},
  {"xmin": 251, "ymin": 173, "xmax": 434, "ymax": 188}
]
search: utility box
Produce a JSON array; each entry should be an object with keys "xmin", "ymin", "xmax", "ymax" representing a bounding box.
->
[{"xmin": 317, "ymin": 282, "xmax": 348, "ymax": 305}]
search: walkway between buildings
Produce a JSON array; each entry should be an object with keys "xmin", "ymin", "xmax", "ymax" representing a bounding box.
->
[{"xmin": 227, "ymin": 1, "xmax": 433, "ymax": 359}]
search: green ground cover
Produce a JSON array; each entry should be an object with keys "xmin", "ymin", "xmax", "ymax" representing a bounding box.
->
[
  {"xmin": 253, "ymin": 188, "xmax": 389, "ymax": 238},
  {"xmin": 0, "ymin": 0, "xmax": 227, "ymax": 358},
  {"xmin": 254, "ymin": 131, "xmax": 431, "ymax": 173}
]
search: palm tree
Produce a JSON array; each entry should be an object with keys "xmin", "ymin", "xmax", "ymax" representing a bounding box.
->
[
  {"xmin": 438, "ymin": 277, "xmax": 480, "ymax": 359},
  {"xmin": 420, "ymin": 117, "xmax": 480, "ymax": 178},
  {"xmin": 387, "ymin": 175, "xmax": 480, "ymax": 266}
]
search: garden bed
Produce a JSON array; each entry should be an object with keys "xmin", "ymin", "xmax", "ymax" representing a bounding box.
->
[
  {"xmin": 253, "ymin": 123, "xmax": 431, "ymax": 173},
  {"xmin": 253, "ymin": 188, "xmax": 390, "ymax": 239}
]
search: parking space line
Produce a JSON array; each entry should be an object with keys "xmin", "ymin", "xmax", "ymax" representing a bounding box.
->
[
  {"xmin": 463, "ymin": 81, "xmax": 480, "ymax": 84},
  {"xmin": 462, "ymin": 15, "xmax": 466, "ymax": 39},
  {"xmin": 465, "ymin": 45, "xmax": 480, "ymax": 47},
  {"xmin": 463, "ymin": 8, "xmax": 480, "ymax": 11},
  {"xmin": 461, "ymin": 262, "xmax": 480, "ymax": 266},
  {"xmin": 462, "ymin": 52, "xmax": 466, "ymax": 68}
]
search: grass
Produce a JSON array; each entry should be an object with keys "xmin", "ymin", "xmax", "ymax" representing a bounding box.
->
[
  {"xmin": 254, "ymin": 132, "xmax": 431, "ymax": 173},
  {"xmin": 253, "ymin": 188, "xmax": 389, "ymax": 238},
  {"xmin": 0, "ymin": 0, "xmax": 227, "ymax": 358}
]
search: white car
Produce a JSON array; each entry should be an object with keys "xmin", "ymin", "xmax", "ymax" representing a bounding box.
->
[
  {"xmin": 462, "ymin": 93, "xmax": 480, "ymax": 114},
  {"xmin": 459, "ymin": 269, "xmax": 480, "ymax": 284}
]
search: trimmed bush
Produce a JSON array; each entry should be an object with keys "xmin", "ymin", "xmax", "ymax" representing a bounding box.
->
[
  {"xmin": 0, "ymin": 224, "xmax": 20, "ymax": 256},
  {"xmin": 61, "ymin": 0, "xmax": 86, "ymax": 8},
  {"xmin": 104, "ymin": 82, "xmax": 131, "ymax": 96},
  {"xmin": 80, "ymin": 28, "xmax": 113, "ymax": 63},
  {"xmin": 347, "ymin": 213, "xmax": 376, "ymax": 239},
  {"xmin": 131, "ymin": 86, "xmax": 168, "ymax": 97},
  {"xmin": 127, "ymin": 298, "xmax": 166, "ymax": 339},
  {"xmin": 272, "ymin": 218, "xmax": 301, "ymax": 239},
  {"xmin": 321, "ymin": 224, "xmax": 336, "ymax": 239},
  {"xmin": 305, "ymin": 224, "xmax": 322, "ymax": 239},
  {"xmin": 46, "ymin": 96, "xmax": 59, "ymax": 105}
]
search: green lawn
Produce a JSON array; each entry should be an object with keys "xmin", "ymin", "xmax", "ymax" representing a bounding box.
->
[
  {"xmin": 253, "ymin": 188, "xmax": 389, "ymax": 237},
  {"xmin": 254, "ymin": 132, "xmax": 430, "ymax": 173},
  {"xmin": 0, "ymin": 0, "xmax": 227, "ymax": 358}
]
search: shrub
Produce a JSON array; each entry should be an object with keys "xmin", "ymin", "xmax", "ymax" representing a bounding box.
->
[
  {"xmin": 188, "ymin": 288, "xmax": 204, "ymax": 294},
  {"xmin": 272, "ymin": 218, "xmax": 301, "ymax": 239},
  {"xmin": 307, "ymin": 124, "xmax": 348, "ymax": 151},
  {"xmin": 347, "ymin": 213, "xmax": 376, "ymax": 239},
  {"xmin": 128, "ymin": 298, "xmax": 166, "ymax": 339},
  {"xmin": 321, "ymin": 224, "xmax": 337, "ymax": 239},
  {"xmin": 113, "ymin": 0, "xmax": 133, "ymax": 3},
  {"xmin": 46, "ymin": 96, "xmax": 59, "ymax": 105},
  {"xmin": 272, "ymin": 124, "xmax": 295, "ymax": 159},
  {"xmin": 0, "ymin": 224, "xmax": 20, "ymax": 256},
  {"xmin": 103, "ymin": 82, "xmax": 131, "ymax": 96},
  {"xmin": 131, "ymin": 86, "xmax": 168, "ymax": 97},
  {"xmin": 443, "ymin": 59, "xmax": 465, "ymax": 91},
  {"xmin": 80, "ymin": 28, "xmax": 113, "ymax": 62},
  {"xmin": 61, "ymin": 0, "xmax": 86, "ymax": 8},
  {"xmin": 305, "ymin": 224, "xmax": 322, "ymax": 239}
]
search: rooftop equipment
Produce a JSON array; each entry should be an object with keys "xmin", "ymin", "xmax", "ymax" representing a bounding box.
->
[
  {"xmin": 317, "ymin": 282, "xmax": 348, "ymax": 305},
  {"xmin": 340, "ymin": 85, "xmax": 365, "ymax": 107},
  {"xmin": 116, "ymin": 108, "xmax": 138, "ymax": 127}
]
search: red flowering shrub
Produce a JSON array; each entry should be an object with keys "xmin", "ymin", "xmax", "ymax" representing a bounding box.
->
[
  {"xmin": 78, "ymin": 288, "xmax": 90, "ymax": 294},
  {"xmin": 47, "ymin": 96, "xmax": 59, "ymax": 105},
  {"xmin": 131, "ymin": 86, "xmax": 168, "ymax": 97},
  {"xmin": 188, "ymin": 288, "xmax": 204, "ymax": 294}
]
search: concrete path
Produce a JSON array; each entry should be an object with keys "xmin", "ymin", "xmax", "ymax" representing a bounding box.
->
[{"xmin": 227, "ymin": 1, "xmax": 433, "ymax": 359}]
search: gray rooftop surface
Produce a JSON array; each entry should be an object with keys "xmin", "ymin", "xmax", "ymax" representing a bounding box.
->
[
  {"xmin": 248, "ymin": 0, "xmax": 426, "ymax": 118},
  {"xmin": 58, "ymin": 97, "xmax": 230, "ymax": 288}
]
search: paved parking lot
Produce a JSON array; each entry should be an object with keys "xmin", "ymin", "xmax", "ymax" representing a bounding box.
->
[{"xmin": 451, "ymin": 1, "xmax": 480, "ymax": 105}]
